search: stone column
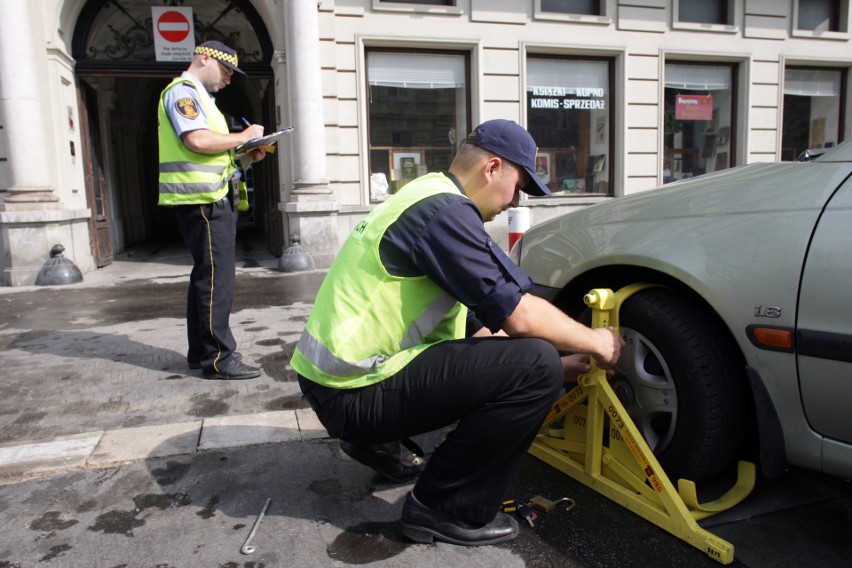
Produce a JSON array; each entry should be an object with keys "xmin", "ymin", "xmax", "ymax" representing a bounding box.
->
[
  {"xmin": 280, "ymin": 0, "xmax": 339, "ymax": 269},
  {"xmin": 0, "ymin": 0, "xmax": 57, "ymax": 206},
  {"xmin": 0, "ymin": 1, "xmax": 91, "ymax": 285}
]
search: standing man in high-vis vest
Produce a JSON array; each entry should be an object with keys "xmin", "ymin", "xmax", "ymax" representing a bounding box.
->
[
  {"xmin": 292, "ymin": 120, "xmax": 625, "ymax": 546},
  {"xmin": 158, "ymin": 41, "xmax": 265, "ymax": 380}
]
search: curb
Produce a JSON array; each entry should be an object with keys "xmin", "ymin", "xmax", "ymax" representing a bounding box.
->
[{"xmin": 0, "ymin": 408, "xmax": 329, "ymax": 485}]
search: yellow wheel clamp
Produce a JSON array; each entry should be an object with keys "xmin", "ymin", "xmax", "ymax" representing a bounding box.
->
[{"xmin": 528, "ymin": 284, "xmax": 756, "ymax": 565}]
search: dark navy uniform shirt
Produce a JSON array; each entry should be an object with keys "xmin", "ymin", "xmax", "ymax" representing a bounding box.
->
[{"xmin": 379, "ymin": 172, "xmax": 533, "ymax": 335}]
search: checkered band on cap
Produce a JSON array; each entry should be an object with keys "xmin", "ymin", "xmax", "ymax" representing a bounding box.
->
[{"xmin": 194, "ymin": 45, "xmax": 239, "ymax": 67}]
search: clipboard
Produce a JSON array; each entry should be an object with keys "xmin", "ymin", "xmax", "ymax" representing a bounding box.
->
[{"xmin": 235, "ymin": 127, "xmax": 293, "ymax": 154}]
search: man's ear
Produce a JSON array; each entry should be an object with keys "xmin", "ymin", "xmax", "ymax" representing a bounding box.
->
[{"xmin": 483, "ymin": 156, "xmax": 502, "ymax": 180}]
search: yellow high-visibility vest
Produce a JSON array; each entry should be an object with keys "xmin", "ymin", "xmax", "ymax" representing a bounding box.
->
[
  {"xmin": 157, "ymin": 77, "xmax": 235, "ymax": 206},
  {"xmin": 291, "ymin": 173, "xmax": 468, "ymax": 389}
]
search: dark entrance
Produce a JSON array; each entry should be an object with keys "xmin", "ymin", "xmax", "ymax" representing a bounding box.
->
[{"xmin": 71, "ymin": 0, "xmax": 282, "ymax": 256}]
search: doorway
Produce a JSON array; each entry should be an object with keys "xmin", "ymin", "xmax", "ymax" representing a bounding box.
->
[
  {"xmin": 71, "ymin": 0, "xmax": 280, "ymax": 256},
  {"xmin": 77, "ymin": 79, "xmax": 113, "ymax": 267}
]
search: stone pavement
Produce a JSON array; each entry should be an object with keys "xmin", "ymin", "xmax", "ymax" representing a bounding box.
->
[
  {"xmin": 1, "ymin": 237, "xmax": 851, "ymax": 567},
  {"xmin": 0, "ymin": 236, "xmax": 627, "ymax": 568},
  {"xmin": 0, "ymin": 237, "xmax": 328, "ymax": 485}
]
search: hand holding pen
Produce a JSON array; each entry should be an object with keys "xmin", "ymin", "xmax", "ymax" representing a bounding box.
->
[
  {"xmin": 241, "ymin": 117, "xmax": 267, "ymax": 162},
  {"xmin": 242, "ymin": 117, "xmax": 276, "ymax": 154},
  {"xmin": 241, "ymin": 117, "xmax": 265, "ymax": 142}
]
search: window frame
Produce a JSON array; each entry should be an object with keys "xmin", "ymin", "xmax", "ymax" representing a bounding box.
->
[
  {"xmin": 533, "ymin": 0, "xmax": 613, "ymax": 24},
  {"xmin": 672, "ymin": 0, "xmax": 741, "ymax": 34},
  {"xmin": 792, "ymin": 0, "xmax": 850, "ymax": 39},
  {"xmin": 361, "ymin": 46, "xmax": 473, "ymax": 203},
  {"xmin": 523, "ymin": 52, "xmax": 618, "ymax": 199},
  {"xmin": 781, "ymin": 65, "xmax": 847, "ymax": 160},
  {"xmin": 372, "ymin": 0, "xmax": 463, "ymax": 15},
  {"xmin": 661, "ymin": 59, "xmax": 740, "ymax": 183}
]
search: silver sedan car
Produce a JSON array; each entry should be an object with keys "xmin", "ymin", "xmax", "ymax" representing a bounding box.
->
[{"xmin": 511, "ymin": 141, "xmax": 852, "ymax": 482}]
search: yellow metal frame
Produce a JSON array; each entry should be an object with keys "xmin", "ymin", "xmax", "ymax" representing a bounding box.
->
[{"xmin": 528, "ymin": 284, "xmax": 756, "ymax": 565}]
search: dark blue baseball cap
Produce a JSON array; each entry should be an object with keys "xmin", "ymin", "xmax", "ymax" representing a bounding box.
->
[{"xmin": 467, "ymin": 119, "xmax": 552, "ymax": 196}]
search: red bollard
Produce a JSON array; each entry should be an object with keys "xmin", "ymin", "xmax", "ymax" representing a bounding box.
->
[{"xmin": 508, "ymin": 207, "xmax": 530, "ymax": 251}]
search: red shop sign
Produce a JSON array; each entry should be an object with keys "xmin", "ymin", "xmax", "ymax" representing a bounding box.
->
[{"xmin": 675, "ymin": 94, "xmax": 713, "ymax": 120}]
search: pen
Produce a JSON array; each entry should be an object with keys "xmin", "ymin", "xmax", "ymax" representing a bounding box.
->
[{"xmin": 241, "ymin": 117, "xmax": 251, "ymax": 128}]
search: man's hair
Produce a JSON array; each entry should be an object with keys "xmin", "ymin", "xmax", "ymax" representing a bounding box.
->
[{"xmin": 452, "ymin": 139, "xmax": 495, "ymax": 172}]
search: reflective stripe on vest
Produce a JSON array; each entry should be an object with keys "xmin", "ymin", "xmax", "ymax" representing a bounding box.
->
[
  {"xmin": 297, "ymin": 330, "xmax": 388, "ymax": 378},
  {"xmin": 159, "ymin": 162, "xmax": 228, "ymax": 174},
  {"xmin": 399, "ymin": 292, "xmax": 458, "ymax": 351},
  {"xmin": 296, "ymin": 290, "xmax": 457, "ymax": 377}
]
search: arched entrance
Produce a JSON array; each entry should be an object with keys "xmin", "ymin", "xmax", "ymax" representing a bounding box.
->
[{"xmin": 71, "ymin": 0, "xmax": 283, "ymax": 261}]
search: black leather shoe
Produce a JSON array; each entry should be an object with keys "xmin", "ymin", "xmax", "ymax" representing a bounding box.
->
[
  {"xmin": 189, "ymin": 352, "xmax": 241, "ymax": 370},
  {"xmin": 202, "ymin": 358, "xmax": 260, "ymax": 380},
  {"xmin": 339, "ymin": 441, "xmax": 422, "ymax": 484},
  {"xmin": 400, "ymin": 493, "xmax": 519, "ymax": 546}
]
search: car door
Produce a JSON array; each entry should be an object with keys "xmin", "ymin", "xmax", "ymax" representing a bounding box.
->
[{"xmin": 797, "ymin": 174, "xmax": 852, "ymax": 445}]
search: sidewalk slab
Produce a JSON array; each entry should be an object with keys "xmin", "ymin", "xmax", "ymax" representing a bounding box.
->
[
  {"xmin": 199, "ymin": 410, "xmax": 301, "ymax": 450},
  {"xmin": 296, "ymin": 408, "xmax": 329, "ymax": 440},
  {"xmin": 88, "ymin": 421, "xmax": 203, "ymax": 467},
  {"xmin": 0, "ymin": 431, "xmax": 103, "ymax": 483}
]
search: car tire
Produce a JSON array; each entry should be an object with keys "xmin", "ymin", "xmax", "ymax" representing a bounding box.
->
[{"xmin": 613, "ymin": 288, "xmax": 749, "ymax": 482}]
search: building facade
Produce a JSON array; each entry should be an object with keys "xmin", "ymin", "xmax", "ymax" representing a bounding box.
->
[{"xmin": 1, "ymin": 0, "xmax": 849, "ymax": 285}]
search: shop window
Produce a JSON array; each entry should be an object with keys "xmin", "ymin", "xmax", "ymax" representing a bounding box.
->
[
  {"xmin": 526, "ymin": 56, "xmax": 613, "ymax": 196},
  {"xmin": 677, "ymin": 0, "xmax": 730, "ymax": 25},
  {"xmin": 796, "ymin": 0, "xmax": 844, "ymax": 31},
  {"xmin": 782, "ymin": 68, "xmax": 845, "ymax": 160},
  {"xmin": 540, "ymin": 0, "xmax": 601, "ymax": 15},
  {"xmin": 664, "ymin": 63, "xmax": 735, "ymax": 183},
  {"xmin": 366, "ymin": 50, "xmax": 469, "ymax": 201}
]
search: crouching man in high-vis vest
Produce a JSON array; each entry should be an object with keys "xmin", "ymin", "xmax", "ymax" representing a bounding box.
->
[
  {"xmin": 158, "ymin": 41, "xmax": 265, "ymax": 380},
  {"xmin": 292, "ymin": 119, "xmax": 625, "ymax": 546}
]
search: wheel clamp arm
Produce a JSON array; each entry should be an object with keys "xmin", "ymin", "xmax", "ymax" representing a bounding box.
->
[{"xmin": 528, "ymin": 284, "xmax": 756, "ymax": 565}]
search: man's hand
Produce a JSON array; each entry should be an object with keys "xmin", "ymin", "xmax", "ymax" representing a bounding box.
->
[
  {"xmin": 591, "ymin": 327, "xmax": 625, "ymax": 369},
  {"xmin": 562, "ymin": 354, "xmax": 591, "ymax": 382},
  {"xmin": 182, "ymin": 124, "xmax": 264, "ymax": 155},
  {"xmin": 503, "ymin": 293, "xmax": 626, "ymax": 368},
  {"xmin": 249, "ymin": 147, "xmax": 266, "ymax": 163},
  {"xmin": 242, "ymin": 123, "xmax": 264, "ymax": 143},
  {"xmin": 562, "ymin": 353, "xmax": 617, "ymax": 383}
]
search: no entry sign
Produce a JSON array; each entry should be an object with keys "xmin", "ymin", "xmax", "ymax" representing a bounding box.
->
[
  {"xmin": 152, "ymin": 6, "xmax": 195, "ymax": 62},
  {"xmin": 158, "ymin": 10, "xmax": 190, "ymax": 42}
]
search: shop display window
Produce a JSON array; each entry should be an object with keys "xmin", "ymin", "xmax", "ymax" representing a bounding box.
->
[
  {"xmin": 782, "ymin": 67, "xmax": 845, "ymax": 161},
  {"xmin": 366, "ymin": 50, "xmax": 469, "ymax": 201},
  {"xmin": 526, "ymin": 56, "xmax": 613, "ymax": 196},
  {"xmin": 663, "ymin": 63, "xmax": 735, "ymax": 183}
]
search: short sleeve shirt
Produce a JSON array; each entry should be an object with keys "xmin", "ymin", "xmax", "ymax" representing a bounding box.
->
[
  {"xmin": 163, "ymin": 72, "xmax": 212, "ymax": 138},
  {"xmin": 379, "ymin": 173, "xmax": 533, "ymax": 333}
]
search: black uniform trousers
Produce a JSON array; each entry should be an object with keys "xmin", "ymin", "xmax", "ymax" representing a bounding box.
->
[
  {"xmin": 175, "ymin": 196, "xmax": 238, "ymax": 373},
  {"xmin": 302, "ymin": 336, "xmax": 563, "ymax": 525}
]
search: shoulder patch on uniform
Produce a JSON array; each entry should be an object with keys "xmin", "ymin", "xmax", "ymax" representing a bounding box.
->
[{"xmin": 175, "ymin": 98, "xmax": 200, "ymax": 119}]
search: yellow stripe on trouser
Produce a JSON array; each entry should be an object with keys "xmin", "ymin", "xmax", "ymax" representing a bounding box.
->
[{"xmin": 200, "ymin": 205, "xmax": 223, "ymax": 371}]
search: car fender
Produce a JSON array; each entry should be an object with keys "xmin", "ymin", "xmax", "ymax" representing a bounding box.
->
[{"xmin": 517, "ymin": 161, "xmax": 852, "ymax": 476}]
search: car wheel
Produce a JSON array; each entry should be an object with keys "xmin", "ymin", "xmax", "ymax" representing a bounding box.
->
[{"xmin": 613, "ymin": 288, "xmax": 749, "ymax": 482}]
